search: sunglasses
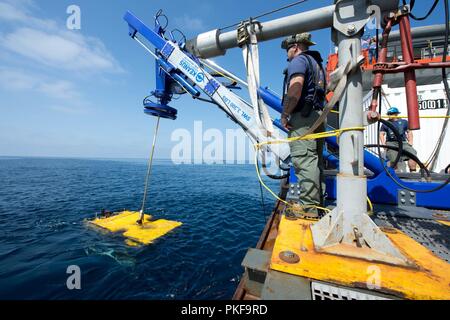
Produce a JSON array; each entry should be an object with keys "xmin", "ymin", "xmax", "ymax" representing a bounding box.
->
[{"xmin": 286, "ymin": 44, "xmax": 297, "ymax": 52}]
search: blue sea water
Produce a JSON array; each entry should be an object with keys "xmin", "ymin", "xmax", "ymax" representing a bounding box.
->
[{"xmin": 0, "ymin": 157, "xmax": 278, "ymax": 300}]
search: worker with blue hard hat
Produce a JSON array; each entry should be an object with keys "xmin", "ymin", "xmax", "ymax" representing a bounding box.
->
[
  {"xmin": 387, "ymin": 107, "xmax": 400, "ymax": 115},
  {"xmin": 380, "ymin": 107, "xmax": 418, "ymax": 172}
]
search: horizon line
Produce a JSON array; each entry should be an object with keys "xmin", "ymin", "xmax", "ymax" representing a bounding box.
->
[{"xmin": 0, "ymin": 155, "xmax": 256, "ymax": 163}]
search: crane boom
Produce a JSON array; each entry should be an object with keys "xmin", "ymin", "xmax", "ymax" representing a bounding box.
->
[{"xmin": 124, "ymin": 11, "xmax": 291, "ymax": 162}]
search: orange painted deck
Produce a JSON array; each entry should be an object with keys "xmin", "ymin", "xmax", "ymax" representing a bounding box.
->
[{"xmin": 270, "ymin": 215, "xmax": 450, "ymax": 300}]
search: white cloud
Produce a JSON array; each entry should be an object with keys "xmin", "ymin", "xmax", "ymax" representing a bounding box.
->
[
  {"xmin": 0, "ymin": 0, "xmax": 121, "ymax": 115},
  {"xmin": 1, "ymin": 28, "xmax": 121, "ymax": 72},
  {"xmin": 0, "ymin": 2, "xmax": 28, "ymax": 22},
  {"xmin": 173, "ymin": 14, "xmax": 207, "ymax": 32},
  {"xmin": 0, "ymin": 67, "xmax": 36, "ymax": 90},
  {"xmin": 0, "ymin": 1, "xmax": 122, "ymax": 73},
  {"xmin": 0, "ymin": 1, "xmax": 57, "ymax": 30},
  {"xmin": 38, "ymin": 80, "xmax": 80, "ymax": 100},
  {"xmin": 0, "ymin": 67, "xmax": 80, "ymax": 100},
  {"xmin": 0, "ymin": 67, "xmax": 91, "ymax": 114}
]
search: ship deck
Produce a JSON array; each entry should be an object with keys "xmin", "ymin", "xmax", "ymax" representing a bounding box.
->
[{"xmin": 233, "ymin": 197, "xmax": 450, "ymax": 300}]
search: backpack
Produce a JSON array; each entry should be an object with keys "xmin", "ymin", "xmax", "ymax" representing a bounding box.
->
[
  {"xmin": 300, "ymin": 53, "xmax": 326, "ymax": 110},
  {"xmin": 282, "ymin": 53, "xmax": 326, "ymax": 116}
]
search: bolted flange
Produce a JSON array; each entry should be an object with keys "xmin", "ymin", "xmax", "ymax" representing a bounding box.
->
[
  {"xmin": 279, "ymin": 251, "xmax": 300, "ymax": 264},
  {"xmin": 380, "ymin": 226, "xmax": 398, "ymax": 234}
]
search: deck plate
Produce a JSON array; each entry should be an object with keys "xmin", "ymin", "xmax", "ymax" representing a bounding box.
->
[{"xmin": 270, "ymin": 215, "xmax": 450, "ymax": 300}]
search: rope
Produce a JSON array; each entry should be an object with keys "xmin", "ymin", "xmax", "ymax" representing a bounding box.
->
[
  {"xmin": 219, "ymin": 0, "xmax": 309, "ymax": 31},
  {"xmin": 330, "ymin": 110, "xmax": 450, "ymax": 119},
  {"xmin": 295, "ymin": 55, "xmax": 360, "ymax": 146},
  {"xmin": 255, "ymin": 127, "xmax": 365, "ymax": 148},
  {"xmin": 253, "ymin": 127, "xmax": 365, "ymax": 214},
  {"xmin": 383, "ymin": 115, "xmax": 450, "ymax": 119},
  {"xmin": 138, "ymin": 116, "xmax": 161, "ymax": 224}
]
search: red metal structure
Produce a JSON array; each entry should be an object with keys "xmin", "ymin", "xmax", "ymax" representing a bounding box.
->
[
  {"xmin": 326, "ymin": 6, "xmax": 450, "ymax": 130},
  {"xmin": 369, "ymin": 7, "xmax": 450, "ymax": 129}
]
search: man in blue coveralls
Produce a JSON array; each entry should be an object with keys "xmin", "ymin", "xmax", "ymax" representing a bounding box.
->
[
  {"xmin": 368, "ymin": 37, "xmax": 377, "ymax": 64},
  {"xmin": 380, "ymin": 107, "xmax": 418, "ymax": 172},
  {"xmin": 280, "ymin": 33, "xmax": 326, "ymax": 218}
]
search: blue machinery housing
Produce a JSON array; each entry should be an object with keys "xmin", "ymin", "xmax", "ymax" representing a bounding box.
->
[
  {"xmin": 125, "ymin": 11, "xmax": 200, "ymax": 120},
  {"xmin": 124, "ymin": 11, "xmax": 450, "ymax": 211},
  {"xmin": 261, "ymin": 90, "xmax": 450, "ymax": 210}
]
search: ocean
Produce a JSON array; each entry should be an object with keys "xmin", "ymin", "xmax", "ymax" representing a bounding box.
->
[{"xmin": 0, "ymin": 157, "xmax": 277, "ymax": 300}]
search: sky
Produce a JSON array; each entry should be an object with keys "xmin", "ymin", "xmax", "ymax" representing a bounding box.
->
[{"xmin": 0, "ymin": 0, "xmax": 447, "ymax": 159}]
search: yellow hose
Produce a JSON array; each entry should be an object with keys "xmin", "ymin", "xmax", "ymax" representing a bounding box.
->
[
  {"xmin": 254, "ymin": 127, "xmax": 365, "ymax": 214},
  {"xmin": 367, "ymin": 196, "xmax": 374, "ymax": 215},
  {"xmin": 255, "ymin": 127, "xmax": 364, "ymax": 149},
  {"xmin": 331, "ymin": 110, "xmax": 450, "ymax": 119},
  {"xmin": 254, "ymin": 148, "xmax": 331, "ymax": 213},
  {"xmin": 383, "ymin": 115, "xmax": 450, "ymax": 119}
]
